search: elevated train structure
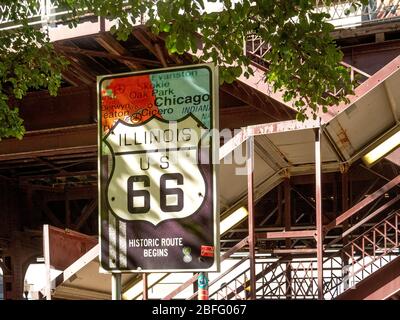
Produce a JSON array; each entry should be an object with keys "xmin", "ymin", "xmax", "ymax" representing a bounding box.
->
[{"xmin": 0, "ymin": 1, "xmax": 399, "ymax": 300}]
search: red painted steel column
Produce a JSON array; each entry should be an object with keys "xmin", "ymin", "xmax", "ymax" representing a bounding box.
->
[
  {"xmin": 315, "ymin": 127, "xmax": 324, "ymax": 300},
  {"xmin": 284, "ymin": 179, "xmax": 292, "ymax": 299},
  {"xmin": 247, "ymin": 136, "xmax": 256, "ymax": 300},
  {"xmin": 341, "ymin": 168, "xmax": 350, "ymax": 290},
  {"xmin": 142, "ymin": 273, "xmax": 148, "ymax": 300}
]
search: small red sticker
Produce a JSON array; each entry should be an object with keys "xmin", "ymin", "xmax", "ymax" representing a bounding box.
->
[{"xmin": 201, "ymin": 245, "xmax": 214, "ymax": 257}]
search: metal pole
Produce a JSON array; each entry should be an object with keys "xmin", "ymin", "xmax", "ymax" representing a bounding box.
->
[
  {"xmin": 43, "ymin": 225, "xmax": 52, "ymax": 300},
  {"xmin": 112, "ymin": 273, "xmax": 122, "ymax": 300},
  {"xmin": 341, "ymin": 168, "xmax": 350, "ymax": 290},
  {"xmin": 315, "ymin": 127, "xmax": 324, "ymax": 300},
  {"xmin": 99, "ymin": 16, "xmax": 105, "ymax": 32},
  {"xmin": 198, "ymin": 272, "xmax": 209, "ymax": 300},
  {"xmin": 142, "ymin": 273, "xmax": 148, "ymax": 300},
  {"xmin": 246, "ymin": 136, "xmax": 256, "ymax": 300},
  {"xmin": 284, "ymin": 178, "xmax": 292, "ymax": 299}
]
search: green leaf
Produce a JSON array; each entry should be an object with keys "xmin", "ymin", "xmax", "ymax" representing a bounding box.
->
[
  {"xmin": 160, "ymin": 21, "xmax": 170, "ymax": 32},
  {"xmin": 176, "ymin": 37, "xmax": 186, "ymax": 54}
]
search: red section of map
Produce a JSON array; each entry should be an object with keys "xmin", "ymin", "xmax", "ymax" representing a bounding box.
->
[{"xmin": 101, "ymin": 74, "xmax": 160, "ymax": 133}]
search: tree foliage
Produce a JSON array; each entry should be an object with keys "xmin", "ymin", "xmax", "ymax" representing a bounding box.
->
[{"xmin": 0, "ymin": 0, "xmax": 367, "ymax": 139}]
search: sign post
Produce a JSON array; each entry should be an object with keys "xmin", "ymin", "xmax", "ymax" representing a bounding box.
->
[
  {"xmin": 198, "ymin": 272, "xmax": 209, "ymax": 300},
  {"xmin": 98, "ymin": 64, "xmax": 219, "ymax": 274},
  {"xmin": 111, "ymin": 273, "xmax": 121, "ymax": 300}
]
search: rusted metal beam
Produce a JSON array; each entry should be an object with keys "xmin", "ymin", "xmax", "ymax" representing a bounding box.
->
[
  {"xmin": 220, "ymin": 83, "xmax": 283, "ymax": 122},
  {"xmin": 236, "ymin": 81, "xmax": 287, "ymax": 120},
  {"xmin": 40, "ymin": 202, "xmax": 63, "ymax": 228},
  {"xmin": 61, "ymin": 39, "xmax": 113, "ymax": 76},
  {"xmin": 36, "ymin": 157, "xmax": 66, "ymax": 173},
  {"xmin": 19, "ymin": 86, "xmax": 96, "ymax": 132},
  {"xmin": 74, "ymin": 199, "xmax": 97, "ymax": 231},
  {"xmin": 261, "ymin": 248, "xmax": 317, "ymax": 254},
  {"xmin": 94, "ymin": 32, "xmax": 143, "ymax": 70},
  {"xmin": 326, "ymin": 175, "xmax": 400, "ymax": 231},
  {"xmin": 219, "ymin": 119, "xmax": 320, "ymax": 160},
  {"xmin": 59, "ymin": 53, "xmax": 96, "ymax": 85},
  {"xmin": 132, "ymin": 28, "xmax": 167, "ymax": 66},
  {"xmin": 19, "ymin": 170, "xmax": 97, "ymax": 182},
  {"xmin": 332, "ymin": 21, "xmax": 400, "ymax": 40},
  {"xmin": 61, "ymin": 69, "xmax": 88, "ymax": 87},
  {"xmin": 56, "ymin": 44, "xmax": 161, "ymax": 66},
  {"xmin": 219, "ymin": 105, "xmax": 274, "ymax": 129},
  {"xmin": 246, "ymin": 119, "xmax": 319, "ymax": 136},
  {"xmin": 322, "ymin": 55, "xmax": 400, "ymax": 122},
  {"xmin": 237, "ymin": 66, "xmax": 295, "ymax": 112},
  {"xmin": 0, "ymin": 124, "xmax": 97, "ymax": 161},
  {"xmin": 360, "ymin": 164, "xmax": 400, "ymax": 190},
  {"xmin": 256, "ymin": 229, "xmax": 316, "ymax": 240},
  {"xmin": 346, "ymin": 193, "xmax": 400, "ymax": 237},
  {"xmin": 41, "ymin": 186, "xmax": 97, "ymax": 201},
  {"xmin": 154, "ymin": 43, "xmax": 168, "ymax": 68}
]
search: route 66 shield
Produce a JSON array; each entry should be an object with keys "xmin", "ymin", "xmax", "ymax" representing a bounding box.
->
[{"xmin": 104, "ymin": 115, "xmax": 207, "ymax": 225}]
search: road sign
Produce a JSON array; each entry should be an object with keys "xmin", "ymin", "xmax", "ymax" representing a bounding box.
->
[{"xmin": 98, "ymin": 64, "xmax": 219, "ymax": 272}]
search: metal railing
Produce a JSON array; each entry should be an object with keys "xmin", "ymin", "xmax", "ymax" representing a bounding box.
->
[
  {"xmin": 0, "ymin": 2, "xmax": 42, "ymax": 25},
  {"xmin": 315, "ymin": 0, "xmax": 400, "ymax": 28},
  {"xmin": 1, "ymin": 1, "xmax": 400, "ymax": 31},
  {"xmin": 325, "ymin": 209, "xmax": 400, "ymax": 296},
  {"xmin": 186, "ymin": 210, "xmax": 400, "ymax": 300},
  {"xmin": 246, "ymin": 34, "xmax": 371, "ymax": 89},
  {"xmin": 208, "ymin": 258, "xmax": 286, "ymax": 300},
  {"xmin": 0, "ymin": 1, "xmax": 73, "ymax": 30},
  {"xmin": 206, "ymin": 257, "xmax": 344, "ymax": 300}
]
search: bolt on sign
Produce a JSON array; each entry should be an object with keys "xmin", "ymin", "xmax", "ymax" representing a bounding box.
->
[{"xmin": 98, "ymin": 64, "xmax": 219, "ymax": 272}]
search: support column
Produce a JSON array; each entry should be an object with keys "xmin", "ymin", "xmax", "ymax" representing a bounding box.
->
[
  {"xmin": 198, "ymin": 272, "xmax": 209, "ymax": 300},
  {"xmin": 3, "ymin": 234, "xmax": 35, "ymax": 300},
  {"xmin": 275, "ymin": 184, "xmax": 282, "ymax": 225},
  {"xmin": 341, "ymin": 167, "xmax": 350, "ymax": 290},
  {"xmin": 284, "ymin": 179, "xmax": 292, "ymax": 299},
  {"xmin": 2, "ymin": 256, "xmax": 15, "ymax": 300},
  {"xmin": 142, "ymin": 273, "xmax": 148, "ymax": 300},
  {"xmin": 112, "ymin": 273, "xmax": 122, "ymax": 300},
  {"xmin": 26, "ymin": 188, "xmax": 34, "ymax": 228},
  {"xmin": 65, "ymin": 195, "xmax": 71, "ymax": 229},
  {"xmin": 246, "ymin": 136, "xmax": 256, "ymax": 300},
  {"xmin": 315, "ymin": 127, "xmax": 324, "ymax": 300}
]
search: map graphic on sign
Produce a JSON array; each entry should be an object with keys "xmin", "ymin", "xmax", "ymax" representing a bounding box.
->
[{"xmin": 98, "ymin": 64, "xmax": 219, "ymax": 272}]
